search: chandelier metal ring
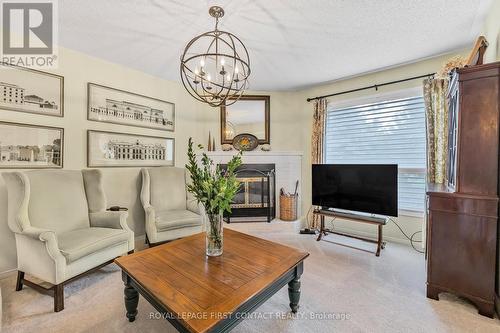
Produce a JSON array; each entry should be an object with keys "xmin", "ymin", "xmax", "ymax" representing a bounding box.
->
[{"xmin": 180, "ymin": 6, "xmax": 251, "ymax": 107}]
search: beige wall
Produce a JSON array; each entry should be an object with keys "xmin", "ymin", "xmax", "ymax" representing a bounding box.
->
[
  {"xmin": 481, "ymin": 0, "xmax": 500, "ymax": 62},
  {"xmin": 0, "ymin": 47, "xmax": 211, "ymax": 274}
]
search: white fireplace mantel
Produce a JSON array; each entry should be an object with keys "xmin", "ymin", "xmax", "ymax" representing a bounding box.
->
[
  {"xmin": 204, "ymin": 151, "xmax": 303, "ymax": 157},
  {"xmin": 205, "ymin": 150, "xmax": 303, "ymax": 220}
]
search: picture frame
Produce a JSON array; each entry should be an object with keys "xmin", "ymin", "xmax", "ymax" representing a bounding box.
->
[
  {"xmin": 87, "ymin": 83, "xmax": 175, "ymax": 131},
  {"xmin": 220, "ymin": 95, "xmax": 270, "ymax": 144},
  {"xmin": 0, "ymin": 121, "xmax": 64, "ymax": 169},
  {"xmin": 0, "ymin": 63, "xmax": 64, "ymax": 117},
  {"xmin": 87, "ymin": 130, "xmax": 175, "ymax": 168}
]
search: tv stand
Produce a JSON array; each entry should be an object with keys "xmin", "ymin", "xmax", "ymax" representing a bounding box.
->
[{"xmin": 314, "ymin": 209, "xmax": 388, "ymax": 256}]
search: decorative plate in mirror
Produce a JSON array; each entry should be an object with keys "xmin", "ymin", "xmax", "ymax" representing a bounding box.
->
[{"xmin": 232, "ymin": 133, "xmax": 258, "ymax": 151}]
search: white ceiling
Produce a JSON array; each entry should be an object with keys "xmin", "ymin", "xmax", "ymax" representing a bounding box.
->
[{"xmin": 59, "ymin": 0, "xmax": 493, "ymax": 91}]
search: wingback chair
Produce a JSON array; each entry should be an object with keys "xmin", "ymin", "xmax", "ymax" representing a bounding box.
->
[
  {"xmin": 140, "ymin": 167, "xmax": 202, "ymax": 245},
  {"xmin": 2, "ymin": 169, "xmax": 134, "ymax": 312}
]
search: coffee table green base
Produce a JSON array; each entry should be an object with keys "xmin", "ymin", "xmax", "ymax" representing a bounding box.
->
[{"xmin": 122, "ymin": 262, "xmax": 304, "ymax": 332}]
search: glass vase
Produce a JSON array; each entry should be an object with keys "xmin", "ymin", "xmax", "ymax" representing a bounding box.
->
[{"xmin": 204, "ymin": 211, "xmax": 223, "ymax": 256}]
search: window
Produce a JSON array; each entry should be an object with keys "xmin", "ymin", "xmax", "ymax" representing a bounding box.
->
[{"xmin": 324, "ymin": 96, "xmax": 426, "ymax": 215}]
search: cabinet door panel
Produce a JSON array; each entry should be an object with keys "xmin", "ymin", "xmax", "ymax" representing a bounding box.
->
[
  {"xmin": 457, "ymin": 77, "xmax": 499, "ymax": 195},
  {"xmin": 428, "ymin": 210, "xmax": 496, "ymax": 300}
]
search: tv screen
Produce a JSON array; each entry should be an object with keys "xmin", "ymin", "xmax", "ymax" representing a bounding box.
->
[{"xmin": 312, "ymin": 164, "xmax": 398, "ymax": 217}]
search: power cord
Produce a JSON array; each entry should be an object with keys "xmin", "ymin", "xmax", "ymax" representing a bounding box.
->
[{"xmin": 388, "ymin": 217, "xmax": 424, "ymax": 253}]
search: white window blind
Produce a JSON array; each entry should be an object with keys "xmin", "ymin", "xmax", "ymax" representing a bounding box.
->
[{"xmin": 325, "ymin": 96, "xmax": 426, "ymax": 214}]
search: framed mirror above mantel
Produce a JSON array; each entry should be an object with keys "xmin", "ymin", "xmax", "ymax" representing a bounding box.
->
[{"xmin": 220, "ymin": 95, "xmax": 270, "ymax": 144}]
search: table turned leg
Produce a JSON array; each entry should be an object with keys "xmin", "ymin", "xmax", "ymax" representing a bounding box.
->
[
  {"xmin": 288, "ymin": 278, "xmax": 301, "ymax": 313},
  {"xmin": 288, "ymin": 263, "xmax": 303, "ymax": 313},
  {"xmin": 123, "ymin": 276, "xmax": 139, "ymax": 322}
]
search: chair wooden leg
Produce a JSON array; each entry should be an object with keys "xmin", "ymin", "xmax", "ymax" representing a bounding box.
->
[
  {"xmin": 54, "ymin": 284, "xmax": 64, "ymax": 312},
  {"xmin": 376, "ymin": 224, "xmax": 382, "ymax": 257},
  {"xmin": 15, "ymin": 271, "xmax": 24, "ymax": 291}
]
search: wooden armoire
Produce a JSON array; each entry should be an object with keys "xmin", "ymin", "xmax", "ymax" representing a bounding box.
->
[{"xmin": 426, "ymin": 61, "xmax": 500, "ymax": 318}]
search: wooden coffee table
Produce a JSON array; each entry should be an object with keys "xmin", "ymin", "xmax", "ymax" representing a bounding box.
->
[{"xmin": 115, "ymin": 229, "xmax": 309, "ymax": 333}]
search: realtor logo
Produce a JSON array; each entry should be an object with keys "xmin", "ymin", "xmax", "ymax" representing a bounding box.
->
[{"xmin": 1, "ymin": 0, "xmax": 58, "ymax": 68}]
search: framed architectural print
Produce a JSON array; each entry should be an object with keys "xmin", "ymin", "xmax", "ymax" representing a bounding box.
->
[
  {"xmin": 0, "ymin": 63, "xmax": 64, "ymax": 117},
  {"xmin": 87, "ymin": 83, "xmax": 175, "ymax": 131},
  {"xmin": 0, "ymin": 121, "xmax": 64, "ymax": 169},
  {"xmin": 87, "ymin": 130, "xmax": 174, "ymax": 167}
]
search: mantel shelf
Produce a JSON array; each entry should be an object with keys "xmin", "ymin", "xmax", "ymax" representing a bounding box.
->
[{"xmin": 204, "ymin": 151, "xmax": 303, "ymax": 156}]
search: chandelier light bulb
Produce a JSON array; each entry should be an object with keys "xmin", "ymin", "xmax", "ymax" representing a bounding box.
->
[
  {"xmin": 200, "ymin": 58, "xmax": 205, "ymax": 67},
  {"xmin": 193, "ymin": 66, "xmax": 200, "ymax": 84},
  {"xmin": 206, "ymin": 72, "xmax": 212, "ymax": 90},
  {"xmin": 234, "ymin": 66, "xmax": 239, "ymax": 74},
  {"xmin": 220, "ymin": 57, "xmax": 225, "ymax": 66}
]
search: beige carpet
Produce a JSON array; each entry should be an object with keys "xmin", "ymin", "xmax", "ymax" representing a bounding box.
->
[{"xmin": 1, "ymin": 222, "xmax": 500, "ymax": 333}]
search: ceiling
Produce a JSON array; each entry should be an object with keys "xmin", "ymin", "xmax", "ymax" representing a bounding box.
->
[{"xmin": 59, "ymin": 0, "xmax": 493, "ymax": 91}]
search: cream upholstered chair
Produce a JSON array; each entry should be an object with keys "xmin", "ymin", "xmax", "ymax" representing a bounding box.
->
[
  {"xmin": 141, "ymin": 167, "xmax": 202, "ymax": 245},
  {"xmin": 2, "ymin": 169, "xmax": 134, "ymax": 312}
]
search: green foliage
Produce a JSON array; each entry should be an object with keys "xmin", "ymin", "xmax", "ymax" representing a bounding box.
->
[{"xmin": 186, "ymin": 138, "xmax": 242, "ymax": 215}]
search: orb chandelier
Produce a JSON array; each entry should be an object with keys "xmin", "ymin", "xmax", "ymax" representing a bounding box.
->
[{"xmin": 180, "ymin": 6, "xmax": 251, "ymax": 107}]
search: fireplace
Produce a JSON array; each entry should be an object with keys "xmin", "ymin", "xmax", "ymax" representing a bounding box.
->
[{"xmin": 219, "ymin": 163, "xmax": 275, "ymax": 223}]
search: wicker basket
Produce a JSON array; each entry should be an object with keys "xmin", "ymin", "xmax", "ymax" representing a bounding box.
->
[{"xmin": 280, "ymin": 194, "xmax": 298, "ymax": 221}]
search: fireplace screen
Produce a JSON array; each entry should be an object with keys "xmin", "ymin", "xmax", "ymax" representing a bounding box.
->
[{"xmin": 219, "ymin": 164, "xmax": 275, "ymax": 222}]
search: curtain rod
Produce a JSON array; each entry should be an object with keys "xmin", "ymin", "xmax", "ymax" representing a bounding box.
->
[{"xmin": 306, "ymin": 73, "xmax": 435, "ymax": 102}]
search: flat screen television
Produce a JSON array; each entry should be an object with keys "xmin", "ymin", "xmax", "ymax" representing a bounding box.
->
[{"xmin": 312, "ymin": 164, "xmax": 398, "ymax": 217}]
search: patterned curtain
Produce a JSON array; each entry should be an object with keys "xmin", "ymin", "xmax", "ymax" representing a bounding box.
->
[
  {"xmin": 423, "ymin": 78, "xmax": 449, "ymax": 184},
  {"xmin": 311, "ymin": 98, "xmax": 327, "ymax": 164},
  {"xmin": 310, "ymin": 98, "xmax": 327, "ymax": 229}
]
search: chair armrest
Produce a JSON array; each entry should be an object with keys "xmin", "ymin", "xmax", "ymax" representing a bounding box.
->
[
  {"xmin": 21, "ymin": 226, "xmax": 56, "ymax": 241},
  {"xmin": 143, "ymin": 205, "xmax": 156, "ymax": 223},
  {"xmin": 90, "ymin": 211, "xmax": 134, "ymax": 253},
  {"xmin": 19, "ymin": 226, "xmax": 62, "ymax": 260},
  {"xmin": 187, "ymin": 200, "xmax": 201, "ymax": 215},
  {"xmin": 89, "ymin": 211, "xmax": 129, "ymax": 230}
]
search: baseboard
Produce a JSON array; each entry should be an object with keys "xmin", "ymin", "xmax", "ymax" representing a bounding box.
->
[{"xmin": 0, "ymin": 268, "xmax": 16, "ymax": 279}]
